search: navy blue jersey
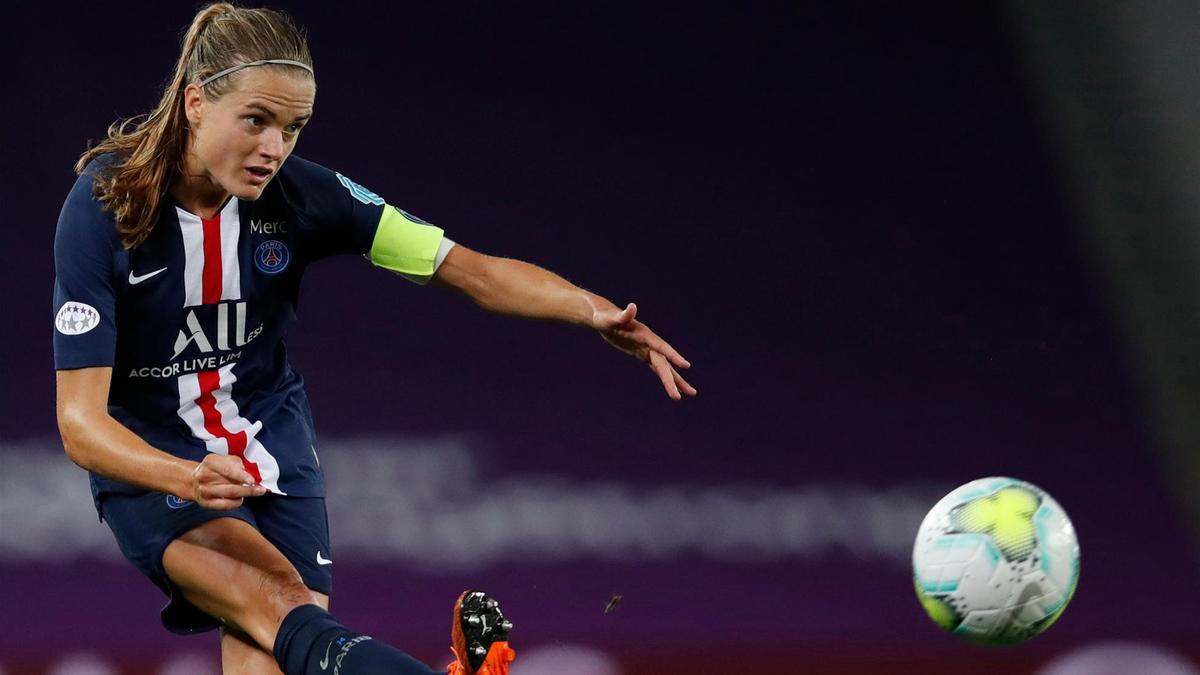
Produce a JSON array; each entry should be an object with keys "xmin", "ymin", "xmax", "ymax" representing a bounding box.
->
[{"xmin": 53, "ymin": 153, "xmax": 450, "ymax": 499}]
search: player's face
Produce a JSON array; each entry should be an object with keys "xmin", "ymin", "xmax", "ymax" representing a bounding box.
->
[{"xmin": 184, "ymin": 68, "xmax": 315, "ymax": 201}]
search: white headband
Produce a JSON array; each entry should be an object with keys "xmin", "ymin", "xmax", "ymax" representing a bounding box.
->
[{"xmin": 199, "ymin": 59, "xmax": 314, "ymax": 87}]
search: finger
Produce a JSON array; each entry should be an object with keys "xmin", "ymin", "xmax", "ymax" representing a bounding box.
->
[
  {"xmin": 598, "ymin": 303, "xmax": 637, "ymax": 330},
  {"xmin": 200, "ymin": 494, "xmax": 244, "ymax": 509},
  {"xmin": 649, "ymin": 350, "xmax": 681, "ymax": 400},
  {"xmin": 633, "ymin": 327, "xmax": 689, "ymax": 369},
  {"xmin": 673, "ymin": 369, "xmax": 698, "ymax": 396},
  {"xmin": 205, "ymin": 455, "xmax": 258, "ymax": 486},
  {"xmin": 202, "ymin": 482, "xmax": 266, "ymax": 500},
  {"xmin": 655, "ymin": 338, "xmax": 690, "ymax": 369},
  {"xmin": 199, "ymin": 485, "xmax": 257, "ymax": 503}
]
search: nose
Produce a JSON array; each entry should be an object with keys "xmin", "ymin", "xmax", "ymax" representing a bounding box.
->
[{"xmin": 259, "ymin": 128, "xmax": 285, "ymax": 161}]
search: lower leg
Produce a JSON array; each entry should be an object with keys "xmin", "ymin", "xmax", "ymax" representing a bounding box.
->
[
  {"xmin": 164, "ymin": 519, "xmax": 443, "ymax": 675},
  {"xmin": 274, "ymin": 590, "xmax": 514, "ymax": 675},
  {"xmin": 273, "ymin": 604, "xmax": 442, "ymax": 675},
  {"xmin": 221, "ymin": 591, "xmax": 329, "ymax": 675},
  {"xmin": 221, "ymin": 627, "xmax": 283, "ymax": 675}
]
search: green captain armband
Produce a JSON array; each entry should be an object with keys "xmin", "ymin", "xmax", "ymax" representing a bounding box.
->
[{"xmin": 368, "ymin": 205, "xmax": 445, "ymax": 283}]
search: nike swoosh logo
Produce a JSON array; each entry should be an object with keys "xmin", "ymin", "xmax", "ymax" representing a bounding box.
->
[
  {"xmin": 317, "ymin": 551, "xmax": 333, "ymax": 566},
  {"xmin": 129, "ymin": 267, "xmax": 168, "ymax": 285},
  {"xmin": 319, "ymin": 639, "xmax": 334, "ymax": 670}
]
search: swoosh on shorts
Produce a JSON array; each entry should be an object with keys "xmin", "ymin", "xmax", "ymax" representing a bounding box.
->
[{"xmin": 320, "ymin": 639, "xmax": 334, "ymax": 670}]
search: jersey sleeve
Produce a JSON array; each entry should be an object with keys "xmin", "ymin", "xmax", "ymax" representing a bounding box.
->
[
  {"xmin": 284, "ymin": 155, "xmax": 452, "ymax": 284},
  {"xmin": 53, "ymin": 167, "xmax": 120, "ymax": 370}
]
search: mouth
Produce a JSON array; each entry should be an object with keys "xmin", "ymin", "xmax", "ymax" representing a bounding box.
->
[{"xmin": 245, "ymin": 166, "xmax": 273, "ymax": 185}]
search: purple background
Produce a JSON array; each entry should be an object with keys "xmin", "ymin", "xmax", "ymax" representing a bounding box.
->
[{"xmin": 2, "ymin": 2, "xmax": 1198, "ymax": 673}]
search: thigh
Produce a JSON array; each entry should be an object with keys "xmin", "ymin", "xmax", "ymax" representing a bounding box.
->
[
  {"xmin": 163, "ymin": 517, "xmax": 321, "ymax": 650},
  {"xmin": 250, "ymin": 494, "xmax": 334, "ymax": 597},
  {"xmin": 99, "ymin": 490, "xmax": 257, "ymax": 634},
  {"xmin": 220, "ymin": 591, "xmax": 329, "ymax": 675}
]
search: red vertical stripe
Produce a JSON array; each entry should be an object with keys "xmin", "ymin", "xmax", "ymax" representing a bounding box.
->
[
  {"xmin": 201, "ymin": 214, "xmax": 223, "ymax": 304},
  {"xmin": 195, "ymin": 370, "xmax": 262, "ymax": 484}
]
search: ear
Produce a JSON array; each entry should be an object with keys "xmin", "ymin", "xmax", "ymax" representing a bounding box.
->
[{"xmin": 182, "ymin": 83, "xmax": 205, "ymax": 129}]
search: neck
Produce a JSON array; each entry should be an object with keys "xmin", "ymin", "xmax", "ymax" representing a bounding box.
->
[{"xmin": 169, "ymin": 149, "xmax": 229, "ymax": 219}]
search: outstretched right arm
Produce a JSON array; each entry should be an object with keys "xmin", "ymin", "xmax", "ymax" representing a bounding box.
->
[{"xmin": 55, "ymin": 367, "xmax": 263, "ymax": 508}]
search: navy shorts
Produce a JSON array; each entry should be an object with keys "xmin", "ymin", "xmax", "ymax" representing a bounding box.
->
[{"xmin": 98, "ymin": 490, "xmax": 333, "ymax": 635}]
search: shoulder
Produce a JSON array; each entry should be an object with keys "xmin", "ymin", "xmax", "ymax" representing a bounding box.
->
[
  {"xmin": 272, "ymin": 154, "xmax": 388, "ymax": 229},
  {"xmin": 58, "ymin": 153, "xmax": 122, "ymax": 249},
  {"xmin": 75, "ymin": 151, "xmax": 124, "ymax": 189},
  {"xmin": 69, "ymin": 151, "xmax": 122, "ymax": 203},
  {"xmin": 277, "ymin": 155, "xmax": 384, "ymax": 202},
  {"xmin": 276, "ymin": 154, "xmax": 334, "ymax": 187}
]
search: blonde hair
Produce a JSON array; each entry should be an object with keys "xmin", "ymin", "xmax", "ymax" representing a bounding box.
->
[{"xmin": 76, "ymin": 3, "xmax": 313, "ymax": 249}]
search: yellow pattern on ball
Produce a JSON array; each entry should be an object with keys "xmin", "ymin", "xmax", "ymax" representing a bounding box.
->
[{"xmin": 950, "ymin": 486, "xmax": 1040, "ymax": 560}]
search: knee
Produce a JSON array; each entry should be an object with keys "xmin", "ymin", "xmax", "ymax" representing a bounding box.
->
[
  {"xmin": 215, "ymin": 568, "xmax": 319, "ymax": 651},
  {"xmin": 254, "ymin": 568, "xmax": 319, "ymax": 619}
]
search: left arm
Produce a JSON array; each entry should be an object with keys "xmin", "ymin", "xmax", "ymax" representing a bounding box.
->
[
  {"xmin": 431, "ymin": 244, "xmax": 697, "ymax": 400},
  {"xmin": 432, "ymin": 244, "xmax": 605, "ymax": 325}
]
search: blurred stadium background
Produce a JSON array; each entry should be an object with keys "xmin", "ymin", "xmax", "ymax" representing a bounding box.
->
[{"xmin": 3, "ymin": 1, "xmax": 1200, "ymax": 673}]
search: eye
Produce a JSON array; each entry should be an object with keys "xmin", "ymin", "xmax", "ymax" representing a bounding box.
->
[
  {"xmin": 245, "ymin": 115, "xmax": 265, "ymax": 128},
  {"xmin": 286, "ymin": 123, "xmax": 304, "ymax": 134}
]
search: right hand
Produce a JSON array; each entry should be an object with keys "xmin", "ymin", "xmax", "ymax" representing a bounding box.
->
[
  {"xmin": 190, "ymin": 454, "xmax": 267, "ymax": 510},
  {"xmin": 593, "ymin": 302, "xmax": 696, "ymax": 400}
]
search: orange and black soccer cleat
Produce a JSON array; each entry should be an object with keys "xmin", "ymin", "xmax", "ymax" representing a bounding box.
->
[{"xmin": 446, "ymin": 590, "xmax": 516, "ymax": 675}]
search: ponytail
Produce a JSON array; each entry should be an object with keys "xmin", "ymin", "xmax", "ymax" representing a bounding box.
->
[{"xmin": 75, "ymin": 3, "xmax": 312, "ymax": 249}]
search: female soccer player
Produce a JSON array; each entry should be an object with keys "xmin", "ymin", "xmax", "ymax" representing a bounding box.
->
[{"xmin": 52, "ymin": 4, "xmax": 695, "ymax": 675}]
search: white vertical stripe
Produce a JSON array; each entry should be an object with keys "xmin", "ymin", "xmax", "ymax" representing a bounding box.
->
[
  {"xmin": 177, "ymin": 208, "xmax": 205, "ymax": 307},
  {"xmin": 244, "ymin": 437, "xmax": 283, "ymax": 493},
  {"xmin": 176, "ymin": 372, "xmax": 230, "ymax": 454},
  {"xmin": 219, "ymin": 199, "xmax": 242, "ymax": 301},
  {"xmin": 174, "ymin": 365, "xmax": 286, "ymax": 494},
  {"xmin": 213, "ymin": 364, "xmax": 284, "ymax": 494}
]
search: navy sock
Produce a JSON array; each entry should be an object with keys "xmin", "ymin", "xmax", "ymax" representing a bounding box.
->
[{"xmin": 274, "ymin": 604, "xmax": 442, "ymax": 675}]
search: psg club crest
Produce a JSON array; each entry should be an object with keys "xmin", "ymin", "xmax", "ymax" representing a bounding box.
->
[
  {"xmin": 255, "ymin": 239, "xmax": 290, "ymax": 274},
  {"xmin": 165, "ymin": 495, "xmax": 192, "ymax": 509}
]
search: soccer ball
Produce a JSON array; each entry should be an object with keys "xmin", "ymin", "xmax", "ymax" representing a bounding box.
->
[{"xmin": 912, "ymin": 477, "xmax": 1080, "ymax": 645}]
